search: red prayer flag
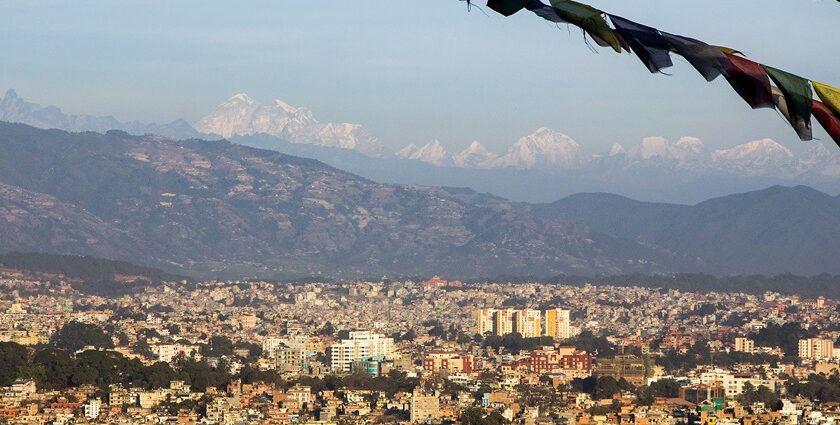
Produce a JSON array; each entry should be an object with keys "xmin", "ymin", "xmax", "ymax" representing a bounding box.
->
[
  {"xmin": 722, "ymin": 54, "xmax": 774, "ymax": 109},
  {"xmin": 812, "ymin": 100, "xmax": 840, "ymax": 148}
]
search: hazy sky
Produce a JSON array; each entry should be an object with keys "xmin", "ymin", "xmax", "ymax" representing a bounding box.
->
[{"xmin": 1, "ymin": 0, "xmax": 839, "ymax": 154}]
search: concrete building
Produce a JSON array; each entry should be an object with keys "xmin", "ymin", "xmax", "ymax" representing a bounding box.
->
[
  {"xmin": 476, "ymin": 308, "xmax": 547, "ymax": 337},
  {"xmin": 329, "ymin": 331, "xmax": 394, "ymax": 372},
  {"xmin": 410, "ymin": 388, "xmax": 440, "ymax": 423},
  {"xmin": 734, "ymin": 337, "xmax": 755, "ymax": 354},
  {"xmin": 515, "ymin": 309, "xmax": 542, "ymax": 338},
  {"xmin": 799, "ymin": 338, "xmax": 835, "ymax": 359},
  {"xmin": 699, "ymin": 370, "xmax": 777, "ymax": 397},
  {"xmin": 83, "ymin": 398, "xmax": 101, "ymax": 419},
  {"xmin": 545, "ymin": 309, "xmax": 571, "ymax": 340},
  {"xmin": 423, "ymin": 351, "xmax": 474, "ymax": 374}
]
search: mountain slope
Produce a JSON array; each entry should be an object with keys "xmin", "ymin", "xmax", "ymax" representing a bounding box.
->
[
  {"xmin": 0, "ymin": 122, "xmax": 681, "ymax": 278},
  {"xmin": 536, "ymin": 186, "xmax": 840, "ymax": 275}
]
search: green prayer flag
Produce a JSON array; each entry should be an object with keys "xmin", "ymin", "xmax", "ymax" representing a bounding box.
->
[
  {"xmin": 487, "ymin": 0, "xmax": 526, "ymax": 16},
  {"xmin": 763, "ymin": 66, "xmax": 813, "ymax": 141},
  {"xmin": 549, "ymin": 0, "xmax": 622, "ymax": 53}
]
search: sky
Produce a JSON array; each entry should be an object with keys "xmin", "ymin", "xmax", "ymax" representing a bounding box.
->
[{"xmin": 1, "ymin": 0, "xmax": 839, "ymax": 154}]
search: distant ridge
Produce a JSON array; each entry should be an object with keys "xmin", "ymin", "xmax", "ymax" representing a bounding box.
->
[
  {"xmin": 535, "ymin": 185, "xmax": 840, "ymax": 275},
  {"xmin": 0, "ymin": 252, "xmax": 185, "ymax": 283}
]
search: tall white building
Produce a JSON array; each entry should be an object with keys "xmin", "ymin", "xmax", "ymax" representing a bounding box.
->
[
  {"xmin": 475, "ymin": 308, "xmax": 567, "ymax": 338},
  {"xmin": 84, "ymin": 398, "xmax": 101, "ymax": 419},
  {"xmin": 329, "ymin": 331, "xmax": 394, "ymax": 372},
  {"xmin": 799, "ymin": 338, "xmax": 835, "ymax": 359},
  {"xmin": 476, "ymin": 309, "xmax": 496, "ymax": 335},
  {"xmin": 515, "ymin": 309, "xmax": 542, "ymax": 338}
]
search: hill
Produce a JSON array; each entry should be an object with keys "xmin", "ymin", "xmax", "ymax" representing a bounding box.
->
[
  {"xmin": 535, "ymin": 186, "xmax": 840, "ymax": 275},
  {"xmin": 0, "ymin": 122, "xmax": 683, "ymax": 278}
]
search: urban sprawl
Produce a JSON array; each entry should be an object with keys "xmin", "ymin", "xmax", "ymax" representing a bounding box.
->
[{"xmin": 3, "ymin": 274, "xmax": 840, "ymax": 424}]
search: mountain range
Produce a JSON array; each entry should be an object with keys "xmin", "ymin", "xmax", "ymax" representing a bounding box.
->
[
  {"xmin": 1, "ymin": 121, "xmax": 839, "ymax": 278},
  {"xmin": 2, "ymin": 89, "xmax": 840, "ymax": 204},
  {"xmin": 0, "ymin": 122, "xmax": 691, "ymax": 278}
]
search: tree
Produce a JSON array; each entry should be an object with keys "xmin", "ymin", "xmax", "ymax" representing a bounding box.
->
[
  {"xmin": 32, "ymin": 349, "xmax": 74, "ymax": 389},
  {"xmin": 52, "ymin": 321, "xmax": 113, "ymax": 352},
  {"xmin": 564, "ymin": 331, "xmax": 615, "ymax": 356},
  {"xmin": 739, "ymin": 383, "xmax": 781, "ymax": 411},
  {"xmin": 637, "ymin": 379, "xmax": 680, "ymax": 405},
  {"xmin": 0, "ymin": 342, "xmax": 28, "ymax": 386},
  {"xmin": 201, "ymin": 336, "xmax": 233, "ymax": 357},
  {"xmin": 319, "ymin": 322, "xmax": 336, "ymax": 336}
]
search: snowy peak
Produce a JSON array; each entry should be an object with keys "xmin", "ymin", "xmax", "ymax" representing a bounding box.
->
[
  {"xmin": 226, "ymin": 93, "xmax": 255, "ymax": 105},
  {"xmin": 709, "ymin": 138, "xmax": 799, "ymax": 176},
  {"xmin": 712, "ymin": 138, "xmax": 793, "ymax": 160},
  {"xmin": 627, "ymin": 136, "xmax": 706, "ymax": 162},
  {"xmin": 493, "ymin": 128, "xmax": 585, "ymax": 170},
  {"xmin": 453, "ymin": 141, "xmax": 498, "ymax": 168},
  {"xmin": 403, "ymin": 140, "xmax": 450, "ymax": 166},
  {"xmin": 609, "ymin": 143, "xmax": 626, "ymax": 156},
  {"xmin": 195, "ymin": 93, "xmax": 386, "ymax": 156}
]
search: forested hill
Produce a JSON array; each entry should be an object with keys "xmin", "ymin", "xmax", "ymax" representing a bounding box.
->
[{"xmin": 0, "ymin": 252, "xmax": 185, "ymax": 284}]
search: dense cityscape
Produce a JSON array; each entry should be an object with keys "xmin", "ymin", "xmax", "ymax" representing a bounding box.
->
[{"xmin": 3, "ymin": 271, "xmax": 840, "ymax": 425}]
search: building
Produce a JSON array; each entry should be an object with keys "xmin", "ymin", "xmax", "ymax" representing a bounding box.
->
[
  {"xmin": 545, "ymin": 309, "xmax": 571, "ymax": 340},
  {"xmin": 423, "ymin": 351, "xmax": 474, "ymax": 374},
  {"xmin": 799, "ymin": 338, "xmax": 835, "ymax": 359},
  {"xmin": 276, "ymin": 345, "xmax": 307, "ymax": 371},
  {"xmin": 475, "ymin": 308, "xmax": 546, "ymax": 337},
  {"xmin": 351, "ymin": 355, "xmax": 395, "ymax": 377},
  {"xmin": 515, "ymin": 309, "xmax": 542, "ymax": 338},
  {"xmin": 734, "ymin": 337, "xmax": 755, "ymax": 354},
  {"xmin": 151, "ymin": 343, "xmax": 198, "ymax": 363},
  {"xmin": 329, "ymin": 331, "xmax": 394, "ymax": 372},
  {"xmin": 83, "ymin": 398, "xmax": 101, "ymax": 419},
  {"xmin": 699, "ymin": 370, "xmax": 777, "ymax": 397},
  {"xmin": 410, "ymin": 388, "xmax": 440, "ymax": 423},
  {"xmin": 593, "ymin": 355, "xmax": 648, "ymax": 386},
  {"xmin": 476, "ymin": 309, "xmax": 496, "ymax": 335},
  {"xmin": 528, "ymin": 346, "xmax": 592, "ymax": 377},
  {"xmin": 680, "ymin": 384, "xmax": 726, "ymax": 405}
]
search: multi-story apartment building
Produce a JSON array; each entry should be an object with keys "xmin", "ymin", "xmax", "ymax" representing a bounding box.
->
[
  {"xmin": 699, "ymin": 370, "xmax": 777, "ymax": 397},
  {"xmin": 423, "ymin": 350, "xmax": 474, "ymax": 374},
  {"xmin": 527, "ymin": 346, "xmax": 592, "ymax": 378},
  {"xmin": 798, "ymin": 338, "xmax": 835, "ymax": 359},
  {"xmin": 545, "ymin": 309, "xmax": 571, "ymax": 340},
  {"xmin": 515, "ymin": 309, "xmax": 542, "ymax": 338},
  {"xmin": 328, "ymin": 331, "xmax": 394, "ymax": 372},
  {"xmin": 734, "ymin": 337, "xmax": 755, "ymax": 354},
  {"xmin": 476, "ymin": 308, "xmax": 568, "ymax": 339}
]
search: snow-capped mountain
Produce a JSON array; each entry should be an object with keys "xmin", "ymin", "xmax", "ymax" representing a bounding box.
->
[
  {"xmin": 623, "ymin": 136, "xmax": 705, "ymax": 162},
  {"xmin": 709, "ymin": 138, "xmax": 799, "ymax": 177},
  {"xmin": 395, "ymin": 140, "xmax": 449, "ymax": 165},
  {"xmin": 452, "ymin": 141, "xmax": 499, "ymax": 168},
  {"xmin": 194, "ymin": 94, "xmax": 387, "ymax": 157},
  {"xmin": 395, "ymin": 128, "xmax": 587, "ymax": 171},
  {"xmin": 0, "ymin": 88, "xmax": 201, "ymax": 139},
  {"xmin": 492, "ymin": 128, "xmax": 587, "ymax": 170},
  {"xmin": 390, "ymin": 128, "xmax": 840, "ymax": 188}
]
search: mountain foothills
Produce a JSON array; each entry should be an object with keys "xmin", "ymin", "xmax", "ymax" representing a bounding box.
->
[
  {"xmin": 1, "ymin": 122, "xmax": 839, "ymax": 278},
  {"xmin": 0, "ymin": 122, "xmax": 689, "ymax": 279},
  {"xmin": 536, "ymin": 186, "xmax": 840, "ymax": 276},
  {"xmin": 3, "ymin": 89, "xmax": 840, "ymax": 203}
]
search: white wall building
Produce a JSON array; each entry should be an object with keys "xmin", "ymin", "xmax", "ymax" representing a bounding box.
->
[{"xmin": 329, "ymin": 331, "xmax": 394, "ymax": 372}]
